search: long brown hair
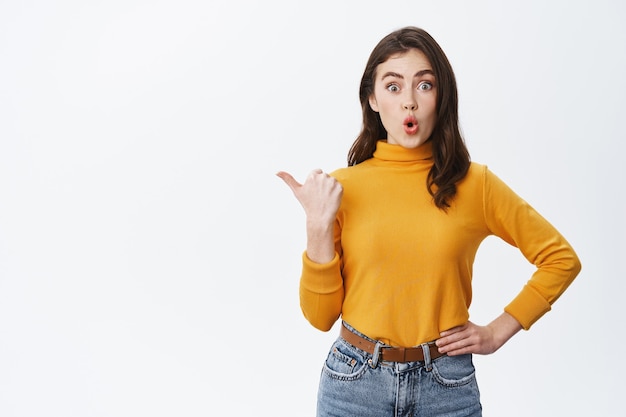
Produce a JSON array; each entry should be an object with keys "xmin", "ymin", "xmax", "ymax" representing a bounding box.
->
[{"xmin": 348, "ymin": 26, "xmax": 470, "ymax": 210}]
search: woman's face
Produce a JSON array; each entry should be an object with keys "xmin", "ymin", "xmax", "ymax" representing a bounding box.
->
[{"xmin": 368, "ymin": 49, "xmax": 437, "ymax": 149}]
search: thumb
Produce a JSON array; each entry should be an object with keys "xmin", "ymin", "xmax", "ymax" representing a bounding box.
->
[{"xmin": 276, "ymin": 171, "xmax": 301, "ymax": 193}]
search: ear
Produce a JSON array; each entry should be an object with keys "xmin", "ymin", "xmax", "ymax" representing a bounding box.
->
[{"xmin": 368, "ymin": 95, "xmax": 379, "ymax": 112}]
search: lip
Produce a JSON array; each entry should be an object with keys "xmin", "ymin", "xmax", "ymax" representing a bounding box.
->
[{"xmin": 403, "ymin": 116, "xmax": 419, "ymax": 135}]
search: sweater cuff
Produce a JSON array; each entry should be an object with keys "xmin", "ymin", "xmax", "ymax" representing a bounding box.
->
[
  {"xmin": 504, "ymin": 285, "xmax": 552, "ymax": 330},
  {"xmin": 301, "ymin": 251, "xmax": 342, "ymax": 294}
]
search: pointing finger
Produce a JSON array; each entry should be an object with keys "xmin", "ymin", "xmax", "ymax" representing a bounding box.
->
[{"xmin": 276, "ymin": 171, "xmax": 302, "ymax": 192}]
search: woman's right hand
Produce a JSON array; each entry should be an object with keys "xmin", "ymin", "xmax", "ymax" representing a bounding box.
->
[
  {"xmin": 276, "ymin": 170, "xmax": 343, "ymax": 263},
  {"xmin": 276, "ymin": 169, "xmax": 343, "ymax": 225}
]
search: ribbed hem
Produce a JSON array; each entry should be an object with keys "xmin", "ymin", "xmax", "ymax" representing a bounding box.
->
[
  {"xmin": 504, "ymin": 285, "xmax": 552, "ymax": 330},
  {"xmin": 300, "ymin": 251, "xmax": 342, "ymax": 294}
]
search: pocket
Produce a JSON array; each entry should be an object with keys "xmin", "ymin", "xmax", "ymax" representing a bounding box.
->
[
  {"xmin": 430, "ymin": 354, "xmax": 476, "ymax": 388},
  {"xmin": 322, "ymin": 339, "xmax": 368, "ymax": 381}
]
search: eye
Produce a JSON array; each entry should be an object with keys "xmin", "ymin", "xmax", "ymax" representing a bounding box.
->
[
  {"xmin": 386, "ymin": 83, "xmax": 400, "ymax": 93},
  {"xmin": 418, "ymin": 81, "xmax": 433, "ymax": 91}
]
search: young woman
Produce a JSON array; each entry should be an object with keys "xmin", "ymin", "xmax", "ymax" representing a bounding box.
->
[{"xmin": 277, "ymin": 26, "xmax": 581, "ymax": 417}]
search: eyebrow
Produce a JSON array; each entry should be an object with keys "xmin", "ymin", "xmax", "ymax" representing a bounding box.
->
[{"xmin": 381, "ymin": 69, "xmax": 434, "ymax": 80}]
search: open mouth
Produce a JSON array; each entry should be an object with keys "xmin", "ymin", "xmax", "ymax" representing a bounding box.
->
[{"xmin": 403, "ymin": 116, "xmax": 418, "ymax": 135}]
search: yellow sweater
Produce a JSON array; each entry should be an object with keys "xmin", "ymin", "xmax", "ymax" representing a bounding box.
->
[{"xmin": 299, "ymin": 140, "xmax": 581, "ymax": 347}]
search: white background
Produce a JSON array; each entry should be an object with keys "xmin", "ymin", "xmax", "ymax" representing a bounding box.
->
[{"xmin": 1, "ymin": 0, "xmax": 624, "ymax": 415}]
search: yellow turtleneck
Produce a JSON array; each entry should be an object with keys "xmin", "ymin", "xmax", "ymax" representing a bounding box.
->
[{"xmin": 299, "ymin": 140, "xmax": 581, "ymax": 347}]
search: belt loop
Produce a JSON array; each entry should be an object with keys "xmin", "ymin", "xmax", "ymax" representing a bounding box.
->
[
  {"xmin": 421, "ymin": 343, "xmax": 432, "ymax": 371},
  {"xmin": 369, "ymin": 341, "xmax": 383, "ymax": 369}
]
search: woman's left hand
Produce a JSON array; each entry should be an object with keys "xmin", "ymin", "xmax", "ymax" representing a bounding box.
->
[{"xmin": 435, "ymin": 313, "xmax": 522, "ymax": 356}]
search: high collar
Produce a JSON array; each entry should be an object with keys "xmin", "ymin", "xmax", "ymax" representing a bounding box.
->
[{"xmin": 373, "ymin": 140, "xmax": 433, "ymax": 163}]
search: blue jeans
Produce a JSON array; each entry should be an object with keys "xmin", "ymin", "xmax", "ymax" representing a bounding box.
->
[{"xmin": 317, "ymin": 323, "xmax": 482, "ymax": 417}]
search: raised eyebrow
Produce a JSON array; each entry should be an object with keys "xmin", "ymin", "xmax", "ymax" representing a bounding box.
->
[
  {"xmin": 415, "ymin": 69, "xmax": 435, "ymax": 78},
  {"xmin": 381, "ymin": 69, "xmax": 435, "ymax": 80},
  {"xmin": 381, "ymin": 71, "xmax": 404, "ymax": 80}
]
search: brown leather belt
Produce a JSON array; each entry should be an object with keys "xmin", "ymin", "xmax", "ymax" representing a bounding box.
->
[{"xmin": 340, "ymin": 323, "xmax": 445, "ymax": 363}]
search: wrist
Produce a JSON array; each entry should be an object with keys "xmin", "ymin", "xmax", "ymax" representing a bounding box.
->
[
  {"xmin": 488, "ymin": 312, "xmax": 523, "ymax": 349},
  {"xmin": 306, "ymin": 217, "xmax": 335, "ymax": 232},
  {"xmin": 305, "ymin": 219, "xmax": 335, "ymax": 264}
]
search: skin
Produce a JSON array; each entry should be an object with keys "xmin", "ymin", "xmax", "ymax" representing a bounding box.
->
[
  {"xmin": 276, "ymin": 169, "xmax": 341, "ymax": 264},
  {"xmin": 368, "ymin": 49, "xmax": 437, "ymax": 149},
  {"xmin": 277, "ymin": 48, "xmax": 521, "ymax": 356}
]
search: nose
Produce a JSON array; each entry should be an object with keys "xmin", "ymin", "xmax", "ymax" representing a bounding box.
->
[{"xmin": 403, "ymin": 95, "xmax": 417, "ymax": 110}]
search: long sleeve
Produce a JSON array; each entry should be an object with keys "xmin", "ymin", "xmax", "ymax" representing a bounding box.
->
[
  {"xmin": 299, "ymin": 219, "xmax": 345, "ymax": 331},
  {"xmin": 483, "ymin": 168, "xmax": 582, "ymax": 329}
]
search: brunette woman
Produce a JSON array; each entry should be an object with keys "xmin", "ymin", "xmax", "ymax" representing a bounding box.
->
[{"xmin": 277, "ymin": 26, "xmax": 580, "ymax": 417}]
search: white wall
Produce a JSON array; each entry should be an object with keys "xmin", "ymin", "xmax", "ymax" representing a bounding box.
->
[{"xmin": 0, "ymin": 0, "xmax": 624, "ymax": 415}]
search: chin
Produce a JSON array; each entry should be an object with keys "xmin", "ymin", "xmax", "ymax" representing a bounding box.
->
[{"xmin": 399, "ymin": 137, "xmax": 428, "ymax": 149}]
